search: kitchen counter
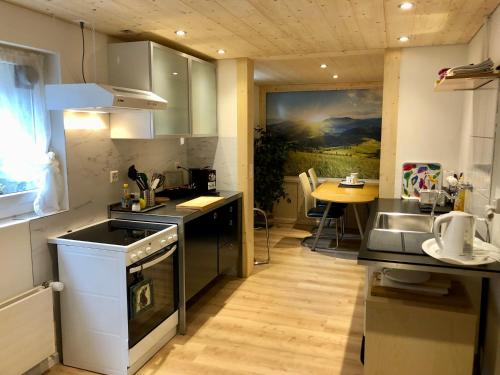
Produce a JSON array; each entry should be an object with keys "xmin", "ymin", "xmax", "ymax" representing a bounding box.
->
[
  {"xmin": 109, "ymin": 190, "xmax": 242, "ymax": 224},
  {"xmin": 358, "ymin": 198, "xmax": 500, "ymax": 277},
  {"xmin": 109, "ymin": 190, "xmax": 243, "ymax": 336}
]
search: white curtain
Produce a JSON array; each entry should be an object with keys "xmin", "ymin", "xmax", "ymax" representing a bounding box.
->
[{"xmin": 0, "ymin": 45, "xmax": 62, "ymax": 215}]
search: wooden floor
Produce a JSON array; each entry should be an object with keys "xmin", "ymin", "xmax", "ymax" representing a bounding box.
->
[{"xmin": 49, "ymin": 224, "xmax": 366, "ymax": 375}]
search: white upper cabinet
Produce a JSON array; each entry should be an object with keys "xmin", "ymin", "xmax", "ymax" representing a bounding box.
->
[
  {"xmin": 108, "ymin": 41, "xmax": 216, "ymax": 139},
  {"xmin": 190, "ymin": 59, "xmax": 217, "ymax": 136},
  {"xmin": 152, "ymin": 44, "xmax": 190, "ymax": 136}
]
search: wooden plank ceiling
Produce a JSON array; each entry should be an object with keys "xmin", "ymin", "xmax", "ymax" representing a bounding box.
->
[{"xmin": 7, "ymin": 0, "xmax": 500, "ymax": 84}]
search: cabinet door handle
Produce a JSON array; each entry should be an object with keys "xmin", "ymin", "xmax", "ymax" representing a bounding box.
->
[{"xmin": 229, "ymin": 219, "xmax": 233, "ymax": 226}]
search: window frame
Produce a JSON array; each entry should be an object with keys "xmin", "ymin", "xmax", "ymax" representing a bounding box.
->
[
  {"xmin": 0, "ymin": 190, "xmax": 37, "ymax": 220},
  {"xmin": 0, "ymin": 41, "xmax": 68, "ymax": 221}
]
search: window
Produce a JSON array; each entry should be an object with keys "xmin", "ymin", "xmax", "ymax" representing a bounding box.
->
[{"xmin": 0, "ymin": 44, "xmax": 58, "ymax": 219}]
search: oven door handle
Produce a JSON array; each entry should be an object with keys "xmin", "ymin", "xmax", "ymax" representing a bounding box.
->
[{"xmin": 129, "ymin": 245, "xmax": 177, "ymax": 274}]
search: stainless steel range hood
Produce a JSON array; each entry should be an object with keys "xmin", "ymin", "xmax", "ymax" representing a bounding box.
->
[{"xmin": 45, "ymin": 83, "xmax": 167, "ymax": 112}]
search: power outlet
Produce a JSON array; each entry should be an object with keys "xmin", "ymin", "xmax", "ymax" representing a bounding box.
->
[{"xmin": 109, "ymin": 170, "xmax": 119, "ymax": 183}]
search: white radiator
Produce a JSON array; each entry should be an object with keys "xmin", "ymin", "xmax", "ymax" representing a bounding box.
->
[{"xmin": 0, "ymin": 286, "xmax": 56, "ymax": 375}]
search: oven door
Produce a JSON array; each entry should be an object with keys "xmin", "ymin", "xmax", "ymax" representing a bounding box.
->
[{"xmin": 126, "ymin": 242, "xmax": 178, "ymax": 349}]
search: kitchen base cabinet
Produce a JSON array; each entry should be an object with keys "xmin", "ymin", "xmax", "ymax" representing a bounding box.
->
[
  {"xmin": 364, "ymin": 275, "xmax": 477, "ymax": 375},
  {"xmin": 184, "ymin": 198, "xmax": 242, "ymax": 302},
  {"xmin": 184, "ymin": 211, "xmax": 219, "ymax": 302},
  {"xmin": 218, "ymin": 199, "xmax": 242, "ymax": 276}
]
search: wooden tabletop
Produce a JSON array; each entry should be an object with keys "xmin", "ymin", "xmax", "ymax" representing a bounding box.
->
[{"xmin": 312, "ymin": 182, "xmax": 379, "ymax": 204}]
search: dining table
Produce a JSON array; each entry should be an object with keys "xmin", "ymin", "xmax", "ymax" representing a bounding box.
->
[{"xmin": 310, "ymin": 181, "xmax": 379, "ymax": 250}]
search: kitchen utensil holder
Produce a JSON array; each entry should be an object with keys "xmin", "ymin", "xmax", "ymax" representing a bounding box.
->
[{"xmin": 141, "ymin": 190, "xmax": 155, "ymax": 207}]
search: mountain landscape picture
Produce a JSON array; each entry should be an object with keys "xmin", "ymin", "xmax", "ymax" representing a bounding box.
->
[{"xmin": 266, "ymin": 89, "xmax": 383, "ymax": 179}]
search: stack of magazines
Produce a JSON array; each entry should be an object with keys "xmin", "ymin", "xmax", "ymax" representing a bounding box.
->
[{"xmin": 438, "ymin": 58, "xmax": 497, "ymax": 79}]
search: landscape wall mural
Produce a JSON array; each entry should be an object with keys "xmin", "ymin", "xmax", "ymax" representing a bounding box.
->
[{"xmin": 266, "ymin": 89, "xmax": 383, "ymax": 179}]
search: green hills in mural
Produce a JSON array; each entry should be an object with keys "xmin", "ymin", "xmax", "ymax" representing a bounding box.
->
[
  {"xmin": 268, "ymin": 116, "xmax": 381, "ymax": 179},
  {"xmin": 268, "ymin": 116, "xmax": 381, "ymax": 147}
]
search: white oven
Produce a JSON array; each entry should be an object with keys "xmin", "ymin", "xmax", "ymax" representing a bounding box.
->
[{"xmin": 50, "ymin": 219, "xmax": 178, "ymax": 375}]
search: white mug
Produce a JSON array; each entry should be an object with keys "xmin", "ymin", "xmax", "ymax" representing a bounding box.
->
[
  {"xmin": 350, "ymin": 172, "xmax": 359, "ymax": 184},
  {"xmin": 433, "ymin": 211, "xmax": 475, "ymax": 259}
]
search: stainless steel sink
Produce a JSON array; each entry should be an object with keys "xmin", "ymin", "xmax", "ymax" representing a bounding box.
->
[{"xmin": 373, "ymin": 212, "xmax": 434, "ymax": 233}]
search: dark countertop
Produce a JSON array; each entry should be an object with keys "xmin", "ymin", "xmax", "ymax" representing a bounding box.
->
[
  {"xmin": 358, "ymin": 198, "xmax": 500, "ymax": 277},
  {"xmin": 109, "ymin": 190, "xmax": 242, "ymax": 225}
]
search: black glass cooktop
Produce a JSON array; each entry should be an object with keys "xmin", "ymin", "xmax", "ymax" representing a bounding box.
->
[{"xmin": 60, "ymin": 220, "xmax": 170, "ymax": 246}]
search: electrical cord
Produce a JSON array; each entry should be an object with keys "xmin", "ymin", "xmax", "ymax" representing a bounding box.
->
[{"xmin": 80, "ymin": 21, "xmax": 86, "ymax": 83}]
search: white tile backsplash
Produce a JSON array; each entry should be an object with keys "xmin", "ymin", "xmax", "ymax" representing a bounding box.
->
[
  {"xmin": 471, "ymin": 136, "xmax": 494, "ymax": 200},
  {"xmin": 472, "ymin": 82, "xmax": 498, "ymax": 138},
  {"xmin": 187, "ymin": 136, "xmax": 238, "ymax": 191},
  {"xmin": 187, "ymin": 137, "xmax": 218, "ymax": 168},
  {"xmin": 466, "ymin": 81, "xmax": 499, "ymax": 217}
]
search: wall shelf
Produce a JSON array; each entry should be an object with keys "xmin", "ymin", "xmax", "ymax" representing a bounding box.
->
[{"xmin": 434, "ymin": 72, "xmax": 500, "ymax": 91}]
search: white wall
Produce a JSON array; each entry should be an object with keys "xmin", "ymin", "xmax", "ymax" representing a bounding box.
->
[
  {"xmin": 394, "ymin": 45, "xmax": 467, "ymax": 197},
  {"xmin": 0, "ymin": 2, "xmax": 188, "ymax": 295}
]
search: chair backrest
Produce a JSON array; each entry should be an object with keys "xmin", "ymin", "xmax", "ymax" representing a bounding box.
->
[
  {"xmin": 308, "ymin": 168, "xmax": 319, "ymax": 190},
  {"xmin": 299, "ymin": 172, "xmax": 314, "ymax": 214}
]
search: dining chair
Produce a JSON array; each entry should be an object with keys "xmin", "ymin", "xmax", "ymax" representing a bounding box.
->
[
  {"xmin": 307, "ymin": 167, "xmax": 324, "ymax": 207},
  {"xmin": 308, "ymin": 167, "xmax": 320, "ymax": 190},
  {"xmin": 299, "ymin": 172, "xmax": 345, "ymax": 249},
  {"xmin": 307, "ymin": 166, "xmax": 348, "ymax": 214},
  {"xmin": 253, "ymin": 207, "xmax": 270, "ymax": 265}
]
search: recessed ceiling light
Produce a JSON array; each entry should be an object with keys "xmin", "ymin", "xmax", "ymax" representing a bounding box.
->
[
  {"xmin": 175, "ymin": 30, "xmax": 187, "ymax": 36},
  {"xmin": 398, "ymin": 35, "xmax": 410, "ymax": 42},
  {"xmin": 217, "ymin": 49, "xmax": 226, "ymax": 55},
  {"xmin": 398, "ymin": 2, "xmax": 414, "ymax": 10},
  {"xmin": 332, "ymin": 74, "xmax": 339, "ymax": 79},
  {"xmin": 172, "ymin": 72, "xmax": 179, "ymax": 76},
  {"xmin": 320, "ymin": 64, "xmax": 328, "ymax": 69}
]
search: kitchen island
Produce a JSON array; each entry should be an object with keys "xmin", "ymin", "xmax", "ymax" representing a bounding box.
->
[{"xmin": 109, "ymin": 190, "xmax": 243, "ymax": 335}]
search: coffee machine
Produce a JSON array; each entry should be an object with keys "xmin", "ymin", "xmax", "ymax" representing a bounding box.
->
[{"xmin": 189, "ymin": 168, "xmax": 216, "ymax": 195}]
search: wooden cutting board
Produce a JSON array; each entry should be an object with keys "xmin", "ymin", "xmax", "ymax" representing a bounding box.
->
[{"xmin": 176, "ymin": 196, "xmax": 225, "ymax": 210}]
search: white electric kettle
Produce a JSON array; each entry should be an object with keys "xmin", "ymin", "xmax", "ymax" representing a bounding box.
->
[{"xmin": 433, "ymin": 211, "xmax": 475, "ymax": 259}]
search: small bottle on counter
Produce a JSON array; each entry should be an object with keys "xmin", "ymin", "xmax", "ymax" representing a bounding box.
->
[
  {"xmin": 121, "ymin": 183, "xmax": 130, "ymax": 209},
  {"xmin": 131, "ymin": 198, "xmax": 141, "ymax": 212},
  {"xmin": 453, "ymin": 175, "xmax": 465, "ymax": 211}
]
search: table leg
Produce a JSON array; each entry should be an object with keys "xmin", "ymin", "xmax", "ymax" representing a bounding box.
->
[
  {"xmin": 353, "ymin": 204, "xmax": 364, "ymax": 240},
  {"xmin": 312, "ymin": 202, "xmax": 331, "ymax": 251}
]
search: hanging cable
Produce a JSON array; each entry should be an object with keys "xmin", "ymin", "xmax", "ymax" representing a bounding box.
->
[
  {"xmin": 92, "ymin": 22, "xmax": 97, "ymax": 82},
  {"xmin": 80, "ymin": 21, "xmax": 87, "ymax": 83}
]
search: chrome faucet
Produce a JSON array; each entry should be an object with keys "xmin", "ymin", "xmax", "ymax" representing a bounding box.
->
[
  {"xmin": 430, "ymin": 182, "xmax": 474, "ymax": 218},
  {"xmin": 430, "ymin": 190, "xmax": 453, "ymax": 219}
]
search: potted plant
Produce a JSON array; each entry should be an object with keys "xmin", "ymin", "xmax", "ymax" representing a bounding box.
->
[{"xmin": 254, "ymin": 127, "xmax": 290, "ymax": 223}]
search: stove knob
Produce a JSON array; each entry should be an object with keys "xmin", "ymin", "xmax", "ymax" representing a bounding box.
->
[
  {"xmin": 145, "ymin": 246, "xmax": 153, "ymax": 254},
  {"xmin": 137, "ymin": 250, "xmax": 145, "ymax": 258},
  {"xmin": 160, "ymin": 239, "xmax": 167, "ymax": 246},
  {"xmin": 168, "ymin": 235, "xmax": 173, "ymax": 242},
  {"xmin": 130, "ymin": 253, "xmax": 139, "ymax": 262},
  {"xmin": 172, "ymin": 233, "xmax": 178, "ymax": 241}
]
